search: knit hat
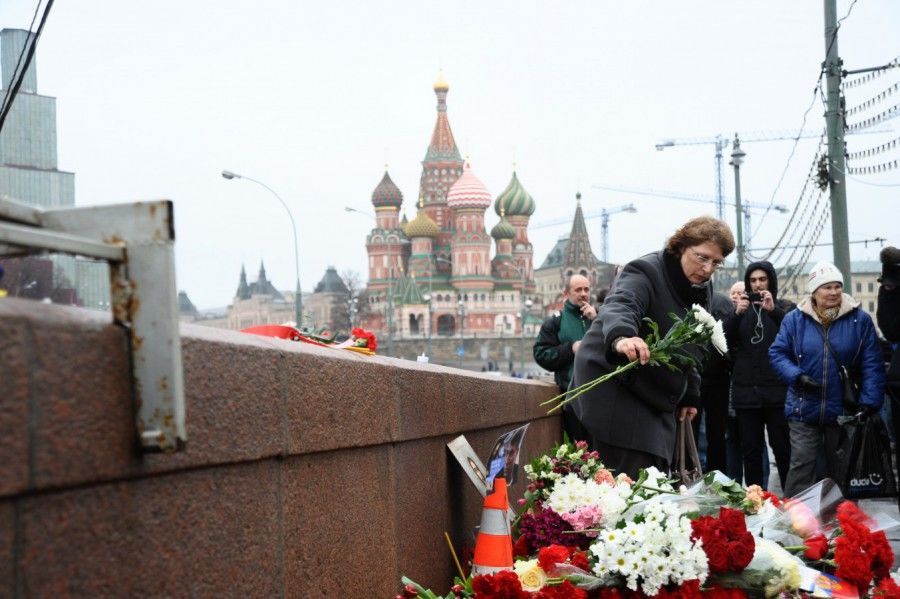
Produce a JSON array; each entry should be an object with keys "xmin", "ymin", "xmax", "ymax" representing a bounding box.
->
[
  {"xmin": 880, "ymin": 246, "xmax": 900, "ymax": 286},
  {"xmin": 807, "ymin": 260, "xmax": 844, "ymax": 293}
]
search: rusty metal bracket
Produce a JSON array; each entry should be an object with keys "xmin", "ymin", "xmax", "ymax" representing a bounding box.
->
[{"xmin": 0, "ymin": 196, "xmax": 186, "ymax": 452}]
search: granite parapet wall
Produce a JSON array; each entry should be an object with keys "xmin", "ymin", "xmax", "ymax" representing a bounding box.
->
[{"xmin": 0, "ymin": 298, "xmax": 560, "ymax": 597}]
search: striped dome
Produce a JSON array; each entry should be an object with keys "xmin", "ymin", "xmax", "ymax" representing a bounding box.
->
[
  {"xmin": 490, "ymin": 212, "xmax": 515, "ymax": 240},
  {"xmin": 371, "ymin": 170, "xmax": 403, "ymax": 208},
  {"xmin": 446, "ymin": 163, "xmax": 491, "ymax": 210},
  {"xmin": 405, "ymin": 208, "xmax": 440, "ymax": 238},
  {"xmin": 494, "ymin": 171, "xmax": 535, "ymax": 217}
]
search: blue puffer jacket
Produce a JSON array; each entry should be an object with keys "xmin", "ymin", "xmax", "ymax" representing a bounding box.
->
[{"xmin": 769, "ymin": 294, "xmax": 885, "ymax": 424}]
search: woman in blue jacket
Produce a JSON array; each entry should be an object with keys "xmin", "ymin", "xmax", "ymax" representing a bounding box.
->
[{"xmin": 769, "ymin": 261, "xmax": 885, "ymax": 497}]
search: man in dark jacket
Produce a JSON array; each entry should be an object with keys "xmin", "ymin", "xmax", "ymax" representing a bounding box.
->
[
  {"xmin": 724, "ymin": 261, "xmax": 793, "ymax": 490},
  {"xmin": 693, "ymin": 291, "xmax": 733, "ymax": 474},
  {"xmin": 533, "ymin": 274, "xmax": 596, "ymax": 440},
  {"xmin": 877, "ymin": 247, "xmax": 900, "ymax": 495}
]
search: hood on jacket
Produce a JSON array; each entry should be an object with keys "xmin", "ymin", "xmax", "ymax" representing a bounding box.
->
[
  {"xmin": 744, "ymin": 260, "xmax": 779, "ymax": 301},
  {"xmin": 797, "ymin": 292, "xmax": 860, "ymax": 323}
]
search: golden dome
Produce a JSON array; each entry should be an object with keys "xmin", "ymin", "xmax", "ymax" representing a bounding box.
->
[{"xmin": 433, "ymin": 70, "xmax": 449, "ymax": 91}]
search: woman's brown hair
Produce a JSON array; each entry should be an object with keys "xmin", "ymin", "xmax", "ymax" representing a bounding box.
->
[{"xmin": 665, "ymin": 216, "xmax": 735, "ymax": 256}]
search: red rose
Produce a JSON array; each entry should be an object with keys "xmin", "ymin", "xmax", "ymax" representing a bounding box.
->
[
  {"xmin": 718, "ymin": 507, "xmax": 748, "ymax": 538},
  {"xmin": 726, "ymin": 538, "xmax": 755, "ymax": 572},
  {"xmin": 803, "ymin": 533, "xmax": 829, "ymax": 560},
  {"xmin": 538, "ymin": 544, "xmax": 571, "ymax": 574},
  {"xmin": 704, "ymin": 540, "xmax": 730, "ymax": 573}
]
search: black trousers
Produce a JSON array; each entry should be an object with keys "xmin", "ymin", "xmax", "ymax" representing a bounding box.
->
[
  {"xmin": 735, "ymin": 406, "xmax": 791, "ymax": 490},
  {"xmin": 692, "ymin": 379, "xmax": 729, "ymax": 474},
  {"xmin": 593, "ymin": 440, "xmax": 669, "ymax": 480}
]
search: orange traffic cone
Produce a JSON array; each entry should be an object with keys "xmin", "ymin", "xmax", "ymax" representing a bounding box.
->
[{"xmin": 471, "ymin": 477, "xmax": 514, "ymax": 576}]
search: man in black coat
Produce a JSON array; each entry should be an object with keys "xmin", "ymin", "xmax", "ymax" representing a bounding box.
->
[
  {"xmin": 692, "ymin": 291, "xmax": 733, "ymax": 474},
  {"xmin": 724, "ymin": 260, "xmax": 794, "ymax": 490},
  {"xmin": 877, "ymin": 247, "xmax": 900, "ymax": 496}
]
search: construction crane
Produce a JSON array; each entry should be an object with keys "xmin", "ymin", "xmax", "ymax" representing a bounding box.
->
[
  {"xmin": 590, "ymin": 184, "xmax": 789, "ymax": 248},
  {"xmin": 655, "ymin": 127, "xmax": 891, "ymax": 221},
  {"xmin": 530, "ymin": 202, "xmax": 637, "ymax": 263},
  {"xmin": 599, "ymin": 204, "xmax": 637, "ymax": 262},
  {"xmin": 655, "ymin": 130, "xmax": 821, "ymax": 221}
]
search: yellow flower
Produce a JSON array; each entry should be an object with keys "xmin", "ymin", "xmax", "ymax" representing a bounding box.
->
[{"xmin": 513, "ymin": 559, "xmax": 547, "ymax": 592}]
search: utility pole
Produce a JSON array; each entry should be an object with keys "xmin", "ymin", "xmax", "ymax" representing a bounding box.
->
[
  {"xmin": 729, "ymin": 134, "xmax": 746, "ymax": 275},
  {"xmin": 823, "ymin": 0, "xmax": 852, "ymax": 289}
]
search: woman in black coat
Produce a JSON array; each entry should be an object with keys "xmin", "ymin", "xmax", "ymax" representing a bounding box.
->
[{"xmin": 571, "ymin": 216, "xmax": 735, "ymax": 478}]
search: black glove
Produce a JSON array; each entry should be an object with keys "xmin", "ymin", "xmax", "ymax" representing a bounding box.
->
[{"xmin": 796, "ymin": 374, "xmax": 822, "ymax": 392}]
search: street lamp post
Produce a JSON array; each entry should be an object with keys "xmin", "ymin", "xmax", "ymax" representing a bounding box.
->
[
  {"xmin": 519, "ymin": 298, "xmax": 534, "ymax": 373},
  {"xmin": 422, "ymin": 293, "xmax": 432, "ymax": 358},
  {"xmin": 457, "ymin": 299, "xmax": 466, "ymax": 369},
  {"xmin": 349, "ymin": 295, "xmax": 359, "ymax": 329},
  {"xmin": 222, "ymin": 170, "xmax": 303, "ymax": 328},
  {"xmin": 728, "ymin": 135, "xmax": 746, "ymax": 275}
]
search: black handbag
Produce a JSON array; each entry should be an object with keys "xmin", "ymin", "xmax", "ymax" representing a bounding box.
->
[
  {"xmin": 834, "ymin": 412, "xmax": 898, "ymax": 498},
  {"xmin": 823, "ymin": 335, "xmax": 861, "ymax": 412},
  {"xmin": 673, "ymin": 418, "xmax": 703, "ymax": 487}
]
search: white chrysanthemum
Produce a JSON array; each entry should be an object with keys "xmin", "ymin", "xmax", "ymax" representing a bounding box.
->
[
  {"xmin": 692, "ymin": 304, "xmax": 717, "ymax": 327},
  {"xmin": 711, "ymin": 320, "xmax": 728, "ymax": 354}
]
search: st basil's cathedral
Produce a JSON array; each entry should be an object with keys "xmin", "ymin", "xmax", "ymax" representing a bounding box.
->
[{"xmin": 361, "ymin": 73, "xmax": 541, "ymax": 340}]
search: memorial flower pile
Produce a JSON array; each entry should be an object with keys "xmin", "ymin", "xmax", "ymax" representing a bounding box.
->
[
  {"xmin": 543, "ymin": 305, "xmax": 728, "ymax": 414},
  {"xmin": 401, "ymin": 440, "xmax": 900, "ymax": 598}
]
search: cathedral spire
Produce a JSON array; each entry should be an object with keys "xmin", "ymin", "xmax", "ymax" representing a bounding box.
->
[
  {"xmin": 425, "ymin": 72, "xmax": 462, "ymax": 163},
  {"xmin": 564, "ymin": 192, "xmax": 596, "ymax": 267},
  {"xmin": 236, "ymin": 264, "xmax": 251, "ymax": 299}
]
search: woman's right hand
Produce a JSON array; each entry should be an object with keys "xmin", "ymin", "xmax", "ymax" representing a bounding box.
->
[{"xmin": 614, "ymin": 336, "xmax": 651, "ymax": 365}]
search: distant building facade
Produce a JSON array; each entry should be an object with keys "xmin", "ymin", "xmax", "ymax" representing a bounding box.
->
[
  {"xmin": 0, "ymin": 28, "xmax": 108, "ymax": 308},
  {"xmin": 533, "ymin": 194, "xmax": 616, "ymax": 312},
  {"xmin": 306, "ymin": 266, "xmax": 350, "ymax": 331}
]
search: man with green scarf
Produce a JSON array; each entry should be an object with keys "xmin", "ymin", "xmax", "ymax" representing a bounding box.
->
[{"xmin": 534, "ymin": 274, "xmax": 596, "ymax": 440}]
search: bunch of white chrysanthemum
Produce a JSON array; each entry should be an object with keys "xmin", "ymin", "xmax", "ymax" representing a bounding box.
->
[
  {"xmin": 546, "ymin": 473, "xmax": 628, "ymax": 529},
  {"xmin": 588, "ymin": 499, "xmax": 708, "ymax": 596},
  {"xmin": 691, "ymin": 304, "xmax": 728, "ymax": 355}
]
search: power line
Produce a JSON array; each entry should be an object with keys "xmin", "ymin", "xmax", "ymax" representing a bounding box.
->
[
  {"xmin": 830, "ymin": 159, "xmax": 900, "ymax": 187},
  {"xmin": 0, "ymin": 0, "xmax": 43, "ymax": 116},
  {"xmin": 0, "ymin": 0, "xmax": 55, "ymax": 136},
  {"xmin": 842, "ymin": 55, "xmax": 900, "ymax": 89}
]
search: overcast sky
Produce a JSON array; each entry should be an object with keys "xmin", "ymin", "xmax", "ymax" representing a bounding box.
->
[{"xmin": 2, "ymin": 1, "xmax": 898, "ymax": 309}]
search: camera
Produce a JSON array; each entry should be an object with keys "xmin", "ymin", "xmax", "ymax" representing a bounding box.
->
[{"xmin": 747, "ymin": 292, "xmax": 763, "ymax": 303}]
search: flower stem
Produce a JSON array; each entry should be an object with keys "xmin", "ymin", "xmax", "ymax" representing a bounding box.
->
[{"xmin": 542, "ymin": 360, "xmax": 640, "ymax": 414}]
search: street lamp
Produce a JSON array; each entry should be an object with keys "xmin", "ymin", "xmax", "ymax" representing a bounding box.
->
[
  {"xmin": 222, "ymin": 170, "xmax": 303, "ymax": 328},
  {"xmin": 457, "ymin": 299, "xmax": 466, "ymax": 369},
  {"xmin": 423, "ymin": 293, "xmax": 432, "ymax": 358},
  {"xmin": 344, "ymin": 206, "xmax": 376, "ymax": 220},
  {"xmin": 519, "ymin": 298, "xmax": 534, "ymax": 374},
  {"xmin": 349, "ymin": 295, "xmax": 359, "ymax": 329},
  {"xmin": 728, "ymin": 135, "xmax": 746, "ymax": 274}
]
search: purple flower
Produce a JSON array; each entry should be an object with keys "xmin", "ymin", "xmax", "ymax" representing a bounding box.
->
[{"xmin": 519, "ymin": 508, "xmax": 589, "ymax": 550}]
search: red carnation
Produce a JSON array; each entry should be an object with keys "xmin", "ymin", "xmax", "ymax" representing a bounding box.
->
[
  {"xmin": 704, "ymin": 540, "xmax": 730, "ymax": 573},
  {"xmin": 726, "ymin": 538, "xmax": 754, "ymax": 572},
  {"xmin": 512, "ymin": 534, "xmax": 530, "ymax": 558},
  {"xmin": 532, "ymin": 580, "xmax": 588, "ymax": 599},
  {"xmin": 718, "ymin": 507, "xmax": 748, "ymax": 538},
  {"xmin": 538, "ymin": 544, "xmax": 571, "ymax": 574},
  {"xmin": 569, "ymin": 550, "xmax": 590, "ymax": 571},
  {"xmin": 874, "ymin": 576, "xmax": 900, "ymax": 598},
  {"xmin": 803, "ymin": 533, "xmax": 829, "ymax": 560},
  {"xmin": 761, "ymin": 490, "xmax": 781, "ymax": 508},
  {"xmin": 471, "ymin": 571, "xmax": 529, "ymax": 599}
]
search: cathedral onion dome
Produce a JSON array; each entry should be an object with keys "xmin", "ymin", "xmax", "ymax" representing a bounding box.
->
[
  {"xmin": 490, "ymin": 210, "xmax": 515, "ymax": 240},
  {"xmin": 433, "ymin": 70, "xmax": 449, "ymax": 91},
  {"xmin": 447, "ymin": 163, "xmax": 492, "ymax": 210},
  {"xmin": 371, "ymin": 170, "xmax": 403, "ymax": 208},
  {"xmin": 494, "ymin": 171, "xmax": 535, "ymax": 217},
  {"xmin": 406, "ymin": 207, "xmax": 440, "ymax": 238}
]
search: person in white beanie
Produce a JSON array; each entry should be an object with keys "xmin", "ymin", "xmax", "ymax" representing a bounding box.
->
[{"xmin": 769, "ymin": 260, "xmax": 885, "ymax": 496}]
